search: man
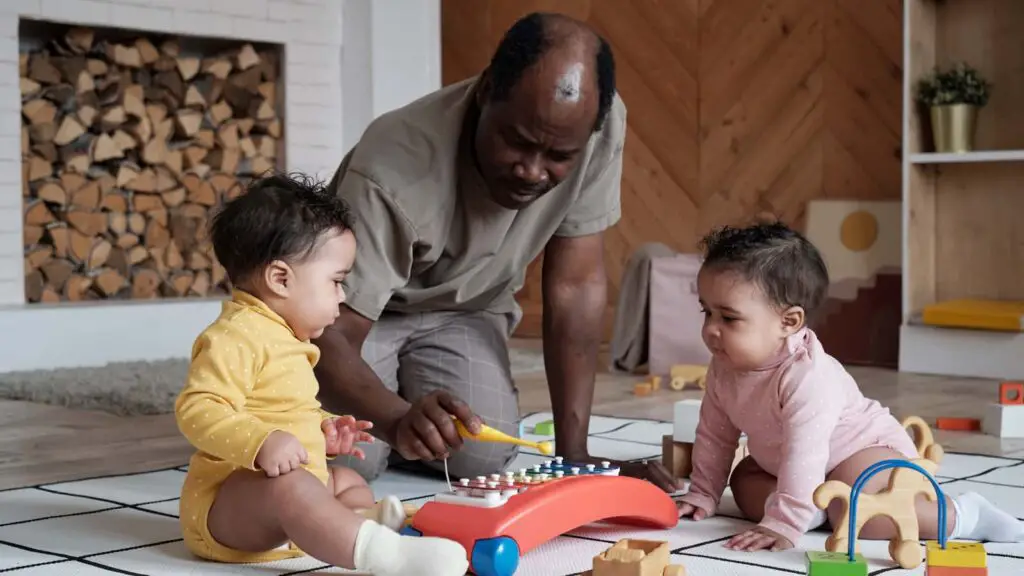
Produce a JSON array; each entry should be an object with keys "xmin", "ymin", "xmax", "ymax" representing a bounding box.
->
[{"xmin": 314, "ymin": 12, "xmax": 681, "ymax": 492}]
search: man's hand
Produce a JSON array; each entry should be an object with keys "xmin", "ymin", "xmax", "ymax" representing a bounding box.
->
[
  {"xmin": 391, "ymin": 390, "xmax": 482, "ymax": 461},
  {"xmin": 323, "ymin": 415, "xmax": 375, "ymax": 458},
  {"xmin": 724, "ymin": 526, "xmax": 793, "ymax": 552},
  {"xmin": 255, "ymin": 431, "xmax": 308, "ymax": 477},
  {"xmin": 616, "ymin": 459, "xmax": 687, "ymax": 493}
]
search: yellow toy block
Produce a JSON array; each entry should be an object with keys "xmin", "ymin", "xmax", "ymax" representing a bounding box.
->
[
  {"xmin": 921, "ymin": 299, "xmax": 1024, "ymax": 332},
  {"xmin": 926, "ymin": 541, "xmax": 986, "ymax": 568}
]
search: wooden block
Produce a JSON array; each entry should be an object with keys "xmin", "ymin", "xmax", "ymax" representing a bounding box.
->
[
  {"xmin": 982, "ymin": 403, "xmax": 1024, "ymax": 438},
  {"xmin": 662, "ymin": 565, "xmax": 686, "ymax": 576},
  {"xmin": 926, "ymin": 541, "xmax": 986, "ymax": 568},
  {"xmin": 935, "ymin": 417, "xmax": 981, "ymax": 431},
  {"xmin": 593, "ymin": 539, "xmax": 669, "ymax": 576},
  {"xmin": 925, "ymin": 566, "xmax": 987, "ymax": 575},
  {"xmin": 805, "ymin": 551, "xmax": 868, "ymax": 576},
  {"xmin": 650, "ymin": 376, "xmax": 662, "ymax": 390},
  {"xmin": 673, "ymin": 399, "xmax": 701, "ymax": 442},
  {"xmin": 634, "ymin": 382, "xmax": 653, "ymax": 396},
  {"xmin": 999, "ymin": 381, "xmax": 1023, "ymax": 405},
  {"xmin": 662, "ymin": 435, "xmax": 692, "ymax": 478}
]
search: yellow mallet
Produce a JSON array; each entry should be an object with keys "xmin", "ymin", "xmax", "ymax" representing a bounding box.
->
[{"xmin": 453, "ymin": 417, "xmax": 554, "ymax": 455}]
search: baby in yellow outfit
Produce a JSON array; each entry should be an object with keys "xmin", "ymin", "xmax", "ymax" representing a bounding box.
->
[{"xmin": 175, "ymin": 173, "xmax": 468, "ymax": 575}]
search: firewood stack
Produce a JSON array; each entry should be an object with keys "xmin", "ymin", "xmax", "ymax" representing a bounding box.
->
[{"xmin": 20, "ymin": 27, "xmax": 281, "ymax": 303}]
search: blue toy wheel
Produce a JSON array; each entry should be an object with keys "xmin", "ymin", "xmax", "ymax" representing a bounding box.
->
[{"xmin": 470, "ymin": 536, "xmax": 520, "ymax": 576}]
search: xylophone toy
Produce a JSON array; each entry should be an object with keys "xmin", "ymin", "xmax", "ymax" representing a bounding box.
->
[{"xmin": 401, "ymin": 457, "xmax": 679, "ymax": 576}]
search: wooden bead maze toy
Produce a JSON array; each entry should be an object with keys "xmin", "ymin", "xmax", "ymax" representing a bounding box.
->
[
  {"xmin": 808, "ymin": 458, "xmax": 950, "ymax": 574},
  {"xmin": 401, "ymin": 458, "xmax": 678, "ymax": 576},
  {"xmin": 902, "ymin": 415, "xmax": 945, "ymax": 465}
]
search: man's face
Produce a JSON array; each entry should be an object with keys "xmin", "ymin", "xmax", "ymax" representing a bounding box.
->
[{"xmin": 473, "ymin": 69, "xmax": 597, "ymax": 210}]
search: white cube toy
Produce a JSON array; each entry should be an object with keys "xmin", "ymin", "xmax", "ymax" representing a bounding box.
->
[
  {"xmin": 673, "ymin": 399, "xmax": 702, "ymax": 443},
  {"xmin": 982, "ymin": 403, "xmax": 1024, "ymax": 438}
]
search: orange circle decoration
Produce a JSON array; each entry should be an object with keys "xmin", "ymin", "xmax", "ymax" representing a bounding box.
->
[{"xmin": 840, "ymin": 210, "xmax": 878, "ymax": 252}]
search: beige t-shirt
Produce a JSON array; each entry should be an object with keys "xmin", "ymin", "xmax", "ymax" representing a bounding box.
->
[{"xmin": 328, "ymin": 76, "xmax": 626, "ymax": 323}]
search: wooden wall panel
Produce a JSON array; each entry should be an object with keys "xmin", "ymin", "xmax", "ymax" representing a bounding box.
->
[{"xmin": 440, "ymin": 0, "xmax": 902, "ymax": 339}]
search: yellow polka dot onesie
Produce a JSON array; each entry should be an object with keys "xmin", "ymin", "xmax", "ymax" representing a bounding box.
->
[{"xmin": 175, "ymin": 289, "xmax": 336, "ymax": 562}]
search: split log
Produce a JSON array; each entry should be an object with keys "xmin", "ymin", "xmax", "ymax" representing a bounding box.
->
[{"xmin": 21, "ymin": 27, "xmax": 281, "ymax": 303}]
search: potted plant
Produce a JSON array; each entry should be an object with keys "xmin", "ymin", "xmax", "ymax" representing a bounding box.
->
[{"xmin": 915, "ymin": 63, "xmax": 991, "ymax": 153}]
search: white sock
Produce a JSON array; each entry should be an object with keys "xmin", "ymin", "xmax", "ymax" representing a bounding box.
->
[
  {"xmin": 352, "ymin": 519, "xmax": 469, "ymax": 576},
  {"xmin": 951, "ymin": 492, "xmax": 1024, "ymax": 542}
]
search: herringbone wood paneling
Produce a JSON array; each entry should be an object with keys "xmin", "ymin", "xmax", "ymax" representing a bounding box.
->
[{"xmin": 440, "ymin": 0, "xmax": 901, "ymax": 339}]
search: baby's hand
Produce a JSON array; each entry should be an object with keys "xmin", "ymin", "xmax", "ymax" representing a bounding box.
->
[
  {"xmin": 678, "ymin": 501, "xmax": 711, "ymax": 521},
  {"xmin": 724, "ymin": 526, "xmax": 793, "ymax": 552},
  {"xmin": 255, "ymin": 431, "xmax": 308, "ymax": 477},
  {"xmin": 323, "ymin": 415, "xmax": 374, "ymax": 458}
]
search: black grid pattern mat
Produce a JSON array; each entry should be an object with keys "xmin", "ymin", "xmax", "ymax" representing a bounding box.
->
[{"xmin": 1, "ymin": 412, "xmax": 1022, "ymax": 575}]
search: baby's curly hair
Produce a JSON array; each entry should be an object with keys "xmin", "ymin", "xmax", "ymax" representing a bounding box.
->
[
  {"xmin": 698, "ymin": 220, "xmax": 830, "ymax": 322},
  {"xmin": 211, "ymin": 172, "xmax": 354, "ymax": 286}
]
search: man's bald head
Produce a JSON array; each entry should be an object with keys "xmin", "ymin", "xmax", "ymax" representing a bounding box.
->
[
  {"xmin": 482, "ymin": 12, "xmax": 615, "ymax": 133},
  {"xmin": 470, "ymin": 13, "xmax": 617, "ymax": 211}
]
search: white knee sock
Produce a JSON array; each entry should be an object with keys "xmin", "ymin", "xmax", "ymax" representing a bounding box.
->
[
  {"xmin": 353, "ymin": 519, "xmax": 469, "ymax": 576},
  {"xmin": 951, "ymin": 492, "xmax": 1024, "ymax": 542}
]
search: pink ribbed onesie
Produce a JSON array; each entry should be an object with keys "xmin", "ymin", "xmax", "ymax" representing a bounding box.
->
[{"xmin": 678, "ymin": 327, "xmax": 918, "ymax": 546}]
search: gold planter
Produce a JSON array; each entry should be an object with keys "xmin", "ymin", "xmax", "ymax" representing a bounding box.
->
[{"xmin": 930, "ymin": 104, "xmax": 978, "ymax": 153}]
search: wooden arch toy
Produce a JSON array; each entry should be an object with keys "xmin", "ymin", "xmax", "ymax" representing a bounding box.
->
[
  {"xmin": 812, "ymin": 458, "xmax": 946, "ymax": 569},
  {"xmin": 902, "ymin": 415, "xmax": 945, "ymax": 465}
]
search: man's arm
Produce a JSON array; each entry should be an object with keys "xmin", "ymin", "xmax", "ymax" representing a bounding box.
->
[
  {"xmin": 541, "ymin": 232, "xmax": 608, "ymax": 460},
  {"xmin": 312, "ymin": 306, "xmax": 409, "ymax": 445}
]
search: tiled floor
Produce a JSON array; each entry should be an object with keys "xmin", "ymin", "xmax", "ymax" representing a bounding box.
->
[
  {"xmin": 0, "ymin": 341, "xmax": 1022, "ymax": 574},
  {"xmin": 1, "ymin": 411, "xmax": 1021, "ymax": 575},
  {"xmin": 1, "ymin": 343, "xmax": 1021, "ymax": 492}
]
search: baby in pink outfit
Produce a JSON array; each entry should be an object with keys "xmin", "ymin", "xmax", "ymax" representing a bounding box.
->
[{"xmin": 677, "ymin": 221, "xmax": 1024, "ymax": 552}]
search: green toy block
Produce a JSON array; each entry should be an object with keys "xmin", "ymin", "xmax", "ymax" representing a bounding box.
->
[
  {"xmin": 533, "ymin": 420, "xmax": 555, "ymax": 436},
  {"xmin": 806, "ymin": 551, "xmax": 868, "ymax": 576}
]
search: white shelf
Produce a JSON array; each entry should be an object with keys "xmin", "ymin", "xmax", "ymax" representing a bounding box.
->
[
  {"xmin": 899, "ymin": 323, "xmax": 1024, "ymax": 380},
  {"xmin": 910, "ymin": 150, "xmax": 1024, "ymax": 164}
]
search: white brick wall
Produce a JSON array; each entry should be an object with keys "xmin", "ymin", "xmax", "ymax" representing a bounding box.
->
[{"xmin": 0, "ymin": 0, "xmax": 344, "ymax": 305}]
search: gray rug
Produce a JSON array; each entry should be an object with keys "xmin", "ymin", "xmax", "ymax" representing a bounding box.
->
[{"xmin": 0, "ymin": 348, "xmax": 546, "ymax": 416}]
